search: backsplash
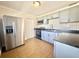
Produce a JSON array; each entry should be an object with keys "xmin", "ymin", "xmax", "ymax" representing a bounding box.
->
[{"xmin": 35, "ymin": 24, "xmax": 53, "ymax": 29}]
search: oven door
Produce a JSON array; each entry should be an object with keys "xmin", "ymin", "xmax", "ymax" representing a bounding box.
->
[{"xmin": 35, "ymin": 30, "xmax": 41, "ymax": 39}]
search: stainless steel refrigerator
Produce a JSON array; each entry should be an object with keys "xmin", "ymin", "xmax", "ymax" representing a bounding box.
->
[{"xmin": 0, "ymin": 15, "xmax": 24, "ymax": 51}]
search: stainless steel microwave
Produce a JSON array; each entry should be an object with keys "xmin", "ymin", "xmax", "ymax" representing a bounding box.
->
[
  {"xmin": 37, "ymin": 20, "xmax": 44, "ymax": 24},
  {"xmin": 37, "ymin": 19, "xmax": 48, "ymax": 25}
]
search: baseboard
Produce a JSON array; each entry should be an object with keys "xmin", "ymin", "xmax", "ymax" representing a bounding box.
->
[{"xmin": 25, "ymin": 37, "xmax": 35, "ymax": 40}]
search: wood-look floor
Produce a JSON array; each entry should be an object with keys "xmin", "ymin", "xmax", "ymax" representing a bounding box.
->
[{"xmin": 0, "ymin": 38, "xmax": 54, "ymax": 58}]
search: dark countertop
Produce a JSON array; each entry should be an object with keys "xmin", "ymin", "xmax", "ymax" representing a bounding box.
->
[
  {"xmin": 34, "ymin": 28, "xmax": 54, "ymax": 30},
  {"xmin": 34, "ymin": 28, "xmax": 79, "ymax": 34},
  {"xmin": 54, "ymin": 39, "xmax": 79, "ymax": 48},
  {"xmin": 35, "ymin": 28, "xmax": 79, "ymax": 48},
  {"xmin": 34, "ymin": 28, "xmax": 56, "ymax": 32},
  {"xmin": 54, "ymin": 31, "xmax": 79, "ymax": 48}
]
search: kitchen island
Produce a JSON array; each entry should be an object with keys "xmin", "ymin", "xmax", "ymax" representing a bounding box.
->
[
  {"xmin": 54, "ymin": 29, "xmax": 79, "ymax": 58},
  {"xmin": 35, "ymin": 28, "xmax": 79, "ymax": 47},
  {"xmin": 35, "ymin": 28, "xmax": 79, "ymax": 57}
]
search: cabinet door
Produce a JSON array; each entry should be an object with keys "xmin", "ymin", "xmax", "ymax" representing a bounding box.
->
[
  {"xmin": 48, "ymin": 32, "xmax": 53, "ymax": 44},
  {"xmin": 44, "ymin": 31, "xmax": 49, "ymax": 42},
  {"xmin": 77, "ymin": 5, "xmax": 79, "ymax": 22},
  {"xmin": 3, "ymin": 15, "xmax": 16, "ymax": 50},
  {"xmin": 54, "ymin": 41, "xmax": 79, "ymax": 58},
  {"xmin": 41, "ymin": 30, "xmax": 48, "ymax": 41},
  {"xmin": 16, "ymin": 18, "xmax": 24, "ymax": 47},
  {"xmin": 52, "ymin": 12, "xmax": 59, "ymax": 19},
  {"xmin": 48, "ymin": 32, "xmax": 56, "ymax": 44},
  {"xmin": 41, "ymin": 31, "xmax": 43, "ymax": 39},
  {"xmin": 59, "ymin": 9, "xmax": 69, "ymax": 23},
  {"xmin": 69, "ymin": 5, "xmax": 78, "ymax": 22},
  {"xmin": 41, "ymin": 30, "xmax": 45, "ymax": 40}
]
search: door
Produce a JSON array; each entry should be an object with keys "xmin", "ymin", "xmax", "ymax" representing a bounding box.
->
[
  {"xmin": 54, "ymin": 41, "xmax": 79, "ymax": 58},
  {"xmin": 41, "ymin": 30, "xmax": 48, "ymax": 41},
  {"xmin": 47, "ymin": 32, "xmax": 54, "ymax": 44},
  {"xmin": 41, "ymin": 30, "xmax": 45, "ymax": 40},
  {"xmin": 3, "ymin": 15, "xmax": 16, "ymax": 50},
  {"xmin": 15, "ymin": 18, "xmax": 24, "ymax": 46},
  {"xmin": 44, "ymin": 31, "xmax": 48, "ymax": 42},
  {"xmin": 24, "ymin": 19, "xmax": 35, "ymax": 40},
  {"xmin": 5, "ymin": 25, "xmax": 16, "ymax": 50}
]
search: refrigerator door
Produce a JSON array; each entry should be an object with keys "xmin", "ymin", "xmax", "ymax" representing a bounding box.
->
[
  {"xmin": 3, "ymin": 15, "xmax": 17, "ymax": 50},
  {"xmin": 5, "ymin": 25, "xmax": 16, "ymax": 50}
]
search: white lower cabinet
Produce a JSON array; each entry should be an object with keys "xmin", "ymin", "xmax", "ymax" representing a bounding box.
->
[
  {"xmin": 41, "ymin": 30, "xmax": 56, "ymax": 44},
  {"xmin": 41, "ymin": 30, "xmax": 48, "ymax": 41},
  {"xmin": 54, "ymin": 41, "xmax": 79, "ymax": 58},
  {"xmin": 47, "ymin": 32, "xmax": 55, "ymax": 44}
]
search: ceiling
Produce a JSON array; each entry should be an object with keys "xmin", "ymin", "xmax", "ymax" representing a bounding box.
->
[{"xmin": 0, "ymin": 1, "xmax": 77, "ymax": 16}]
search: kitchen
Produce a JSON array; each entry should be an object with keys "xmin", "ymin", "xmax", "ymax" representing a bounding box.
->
[{"xmin": 0, "ymin": 1, "xmax": 79, "ymax": 58}]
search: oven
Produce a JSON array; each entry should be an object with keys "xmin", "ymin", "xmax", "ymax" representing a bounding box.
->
[{"xmin": 35, "ymin": 29, "xmax": 41, "ymax": 39}]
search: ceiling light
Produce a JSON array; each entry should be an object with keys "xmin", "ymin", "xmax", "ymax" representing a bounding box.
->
[{"xmin": 33, "ymin": 1, "xmax": 41, "ymax": 7}]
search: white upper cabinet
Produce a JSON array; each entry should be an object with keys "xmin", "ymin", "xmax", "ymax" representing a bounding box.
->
[
  {"xmin": 52, "ymin": 12, "xmax": 59, "ymax": 19},
  {"xmin": 59, "ymin": 5, "xmax": 79, "ymax": 23},
  {"xmin": 76, "ymin": 5, "xmax": 79, "ymax": 22},
  {"xmin": 37, "ymin": 4, "xmax": 79, "ymax": 24},
  {"xmin": 69, "ymin": 5, "xmax": 79, "ymax": 22},
  {"xmin": 59, "ymin": 9, "xmax": 69, "ymax": 23}
]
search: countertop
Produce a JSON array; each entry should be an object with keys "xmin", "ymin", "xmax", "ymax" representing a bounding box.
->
[
  {"xmin": 34, "ymin": 28, "xmax": 79, "ymax": 34},
  {"xmin": 35, "ymin": 28, "xmax": 79, "ymax": 48},
  {"xmin": 34, "ymin": 28, "xmax": 56, "ymax": 32},
  {"xmin": 54, "ymin": 30, "xmax": 79, "ymax": 48}
]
